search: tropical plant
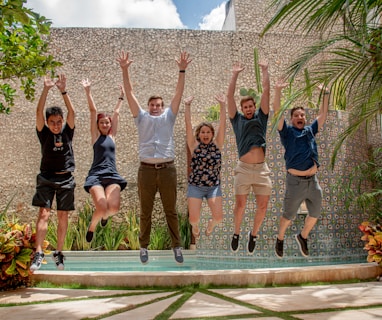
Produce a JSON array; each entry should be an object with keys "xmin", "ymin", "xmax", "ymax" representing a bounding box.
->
[
  {"xmin": 359, "ymin": 221, "xmax": 382, "ymax": 267},
  {"xmin": 123, "ymin": 209, "xmax": 140, "ymax": 250},
  {"xmin": 97, "ymin": 221, "xmax": 127, "ymax": 251},
  {"xmin": 0, "ymin": 0, "xmax": 61, "ymax": 114},
  {"xmin": 262, "ymin": 0, "xmax": 382, "ymax": 165},
  {"xmin": 340, "ymin": 147, "xmax": 382, "ymax": 220},
  {"xmin": 205, "ymin": 103, "xmax": 221, "ymax": 122},
  {"xmin": 239, "ymin": 47, "xmax": 262, "ymax": 106},
  {"xmin": 178, "ymin": 211, "xmax": 191, "ymax": 249},
  {"xmin": 0, "ymin": 204, "xmax": 49, "ymax": 290},
  {"xmin": 148, "ymin": 224, "xmax": 171, "ymax": 250}
]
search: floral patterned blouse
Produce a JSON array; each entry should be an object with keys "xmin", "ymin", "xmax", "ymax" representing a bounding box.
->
[{"xmin": 188, "ymin": 142, "xmax": 222, "ymax": 187}]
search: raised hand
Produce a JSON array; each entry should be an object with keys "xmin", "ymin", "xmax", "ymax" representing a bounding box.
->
[
  {"xmin": 117, "ymin": 50, "xmax": 133, "ymax": 69},
  {"xmin": 176, "ymin": 51, "xmax": 192, "ymax": 71},
  {"xmin": 275, "ymin": 78, "xmax": 289, "ymax": 90},
  {"xmin": 215, "ymin": 92, "xmax": 227, "ymax": 105},
  {"xmin": 43, "ymin": 76, "xmax": 55, "ymax": 90},
  {"xmin": 55, "ymin": 74, "xmax": 67, "ymax": 92},
  {"xmin": 184, "ymin": 96, "xmax": 194, "ymax": 106},
  {"xmin": 232, "ymin": 62, "xmax": 245, "ymax": 74}
]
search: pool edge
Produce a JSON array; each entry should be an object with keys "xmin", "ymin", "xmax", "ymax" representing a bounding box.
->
[{"xmin": 32, "ymin": 263, "xmax": 381, "ymax": 287}]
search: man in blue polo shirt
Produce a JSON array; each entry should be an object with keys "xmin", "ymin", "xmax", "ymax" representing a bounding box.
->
[{"xmin": 273, "ymin": 80, "xmax": 330, "ymax": 258}]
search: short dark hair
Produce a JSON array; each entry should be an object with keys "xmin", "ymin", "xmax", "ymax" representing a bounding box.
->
[
  {"xmin": 147, "ymin": 95, "xmax": 164, "ymax": 107},
  {"xmin": 45, "ymin": 106, "xmax": 64, "ymax": 120},
  {"xmin": 240, "ymin": 96, "xmax": 256, "ymax": 108},
  {"xmin": 290, "ymin": 106, "xmax": 305, "ymax": 117}
]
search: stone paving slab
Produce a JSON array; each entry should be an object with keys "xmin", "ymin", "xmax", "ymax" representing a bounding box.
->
[
  {"xmin": 170, "ymin": 292, "xmax": 260, "ymax": 319},
  {"xmin": 295, "ymin": 307, "xmax": 382, "ymax": 320},
  {"xmin": 212, "ymin": 282, "xmax": 382, "ymax": 312},
  {"xmin": 0, "ymin": 291, "xmax": 174, "ymax": 319},
  {"xmin": 104, "ymin": 294, "xmax": 181, "ymax": 319},
  {"xmin": 0, "ymin": 288, "xmax": 143, "ymax": 304}
]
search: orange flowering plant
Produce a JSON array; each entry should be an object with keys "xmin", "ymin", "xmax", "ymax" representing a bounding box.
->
[
  {"xmin": 0, "ymin": 216, "xmax": 49, "ymax": 290},
  {"xmin": 359, "ymin": 221, "xmax": 382, "ymax": 266}
]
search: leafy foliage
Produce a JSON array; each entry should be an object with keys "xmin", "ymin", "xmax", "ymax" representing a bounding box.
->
[
  {"xmin": 359, "ymin": 222, "xmax": 382, "ymax": 266},
  {"xmin": 0, "ymin": 0, "xmax": 61, "ymax": 113},
  {"xmin": 0, "ymin": 208, "xmax": 49, "ymax": 291},
  {"xmin": 262, "ymin": 0, "xmax": 382, "ymax": 165}
]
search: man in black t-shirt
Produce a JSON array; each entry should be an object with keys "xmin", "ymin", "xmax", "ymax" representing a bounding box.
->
[{"xmin": 30, "ymin": 75, "xmax": 76, "ymax": 272}]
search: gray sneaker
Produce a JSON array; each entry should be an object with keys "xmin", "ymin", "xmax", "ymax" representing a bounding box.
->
[
  {"xmin": 295, "ymin": 233, "xmax": 309, "ymax": 257},
  {"xmin": 140, "ymin": 248, "xmax": 149, "ymax": 264},
  {"xmin": 173, "ymin": 247, "xmax": 184, "ymax": 264},
  {"xmin": 30, "ymin": 252, "xmax": 44, "ymax": 271}
]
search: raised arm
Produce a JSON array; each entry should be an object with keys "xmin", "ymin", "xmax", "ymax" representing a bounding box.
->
[
  {"xmin": 227, "ymin": 62, "xmax": 245, "ymax": 119},
  {"xmin": 273, "ymin": 79, "xmax": 289, "ymax": 131},
  {"xmin": 81, "ymin": 78, "xmax": 98, "ymax": 144},
  {"xmin": 214, "ymin": 93, "xmax": 227, "ymax": 149},
  {"xmin": 170, "ymin": 51, "xmax": 192, "ymax": 116},
  {"xmin": 317, "ymin": 84, "xmax": 330, "ymax": 130},
  {"xmin": 117, "ymin": 50, "xmax": 140, "ymax": 118},
  {"xmin": 184, "ymin": 96, "xmax": 195, "ymax": 153},
  {"xmin": 55, "ymin": 74, "xmax": 75, "ymax": 129},
  {"xmin": 36, "ymin": 77, "xmax": 55, "ymax": 131},
  {"xmin": 110, "ymin": 85, "xmax": 124, "ymax": 137},
  {"xmin": 259, "ymin": 61, "xmax": 270, "ymax": 115}
]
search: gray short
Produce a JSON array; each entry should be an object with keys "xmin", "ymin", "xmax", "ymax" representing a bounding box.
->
[{"xmin": 283, "ymin": 173, "xmax": 322, "ymax": 220}]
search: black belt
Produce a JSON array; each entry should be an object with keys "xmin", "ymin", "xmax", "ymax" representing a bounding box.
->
[
  {"xmin": 140, "ymin": 160, "xmax": 174, "ymax": 169},
  {"xmin": 288, "ymin": 172, "xmax": 315, "ymax": 179}
]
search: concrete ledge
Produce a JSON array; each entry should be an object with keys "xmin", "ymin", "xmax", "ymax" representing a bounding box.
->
[{"xmin": 32, "ymin": 263, "xmax": 381, "ymax": 288}]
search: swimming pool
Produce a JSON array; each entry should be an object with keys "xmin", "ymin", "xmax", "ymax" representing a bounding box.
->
[{"xmin": 39, "ymin": 250, "xmax": 366, "ymax": 272}]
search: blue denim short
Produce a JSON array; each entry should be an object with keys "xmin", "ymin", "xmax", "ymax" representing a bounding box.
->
[{"xmin": 187, "ymin": 184, "xmax": 222, "ymax": 200}]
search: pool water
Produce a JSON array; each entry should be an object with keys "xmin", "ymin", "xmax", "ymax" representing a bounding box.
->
[{"xmin": 41, "ymin": 250, "xmax": 366, "ymax": 272}]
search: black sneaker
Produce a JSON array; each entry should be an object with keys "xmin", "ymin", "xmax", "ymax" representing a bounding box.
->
[
  {"xmin": 275, "ymin": 238, "xmax": 284, "ymax": 258},
  {"xmin": 140, "ymin": 248, "xmax": 149, "ymax": 264},
  {"xmin": 30, "ymin": 252, "xmax": 44, "ymax": 271},
  {"xmin": 52, "ymin": 251, "xmax": 65, "ymax": 270},
  {"xmin": 173, "ymin": 247, "xmax": 184, "ymax": 264},
  {"xmin": 295, "ymin": 233, "xmax": 309, "ymax": 257},
  {"xmin": 247, "ymin": 231, "xmax": 258, "ymax": 255},
  {"xmin": 231, "ymin": 234, "xmax": 240, "ymax": 253},
  {"xmin": 100, "ymin": 218, "xmax": 108, "ymax": 227},
  {"xmin": 86, "ymin": 230, "xmax": 94, "ymax": 242}
]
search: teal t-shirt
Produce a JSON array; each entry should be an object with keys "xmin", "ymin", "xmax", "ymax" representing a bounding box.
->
[{"xmin": 230, "ymin": 108, "xmax": 268, "ymax": 158}]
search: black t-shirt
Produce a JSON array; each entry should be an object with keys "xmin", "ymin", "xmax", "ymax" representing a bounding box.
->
[{"xmin": 37, "ymin": 124, "xmax": 75, "ymax": 174}]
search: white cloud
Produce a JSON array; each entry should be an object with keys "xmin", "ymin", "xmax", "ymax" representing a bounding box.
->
[
  {"xmin": 198, "ymin": 2, "xmax": 226, "ymax": 30},
  {"xmin": 26, "ymin": 0, "xmax": 185, "ymax": 29}
]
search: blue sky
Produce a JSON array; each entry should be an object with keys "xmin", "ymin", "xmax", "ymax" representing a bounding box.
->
[{"xmin": 26, "ymin": 0, "xmax": 228, "ymax": 30}]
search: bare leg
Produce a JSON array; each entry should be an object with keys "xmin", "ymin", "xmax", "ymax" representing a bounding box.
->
[
  {"xmin": 35, "ymin": 207, "xmax": 51, "ymax": 252},
  {"xmin": 104, "ymin": 184, "xmax": 121, "ymax": 217},
  {"xmin": 89, "ymin": 185, "xmax": 107, "ymax": 232},
  {"xmin": 301, "ymin": 216, "xmax": 318, "ymax": 239},
  {"xmin": 206, "ymin": 196, "xmax": 223, "ymax": 235},
  {"xmin": 277, "ymin": 216, "xmax": 292, "ymax": 240},
  {"xmin": 188, "ymin": 197, "xmax": 203, "ymax": 237},
  {"xmin": 233, "ymin": 194, "xmax": 248, "ymax": 234},
  {"xmin": 56, "ymin": 210, "xmax": 69, "ymax": 252},
  {"xmin": 251, "ymin": 194, "xmax": 270, "ymax": 236}
]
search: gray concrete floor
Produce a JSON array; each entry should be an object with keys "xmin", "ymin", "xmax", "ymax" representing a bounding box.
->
[{"xmin": 1, "ymin": 282, "xmax": 382, "ymax": 319}]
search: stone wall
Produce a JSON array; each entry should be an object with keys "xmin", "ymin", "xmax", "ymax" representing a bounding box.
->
[
  {"xmin": 0, "ymin": 0, "xmax": 375, "ymax": 257},
  {"xmin": 0, "ymin": 23, "xmax": 323, "ymax": 222}
]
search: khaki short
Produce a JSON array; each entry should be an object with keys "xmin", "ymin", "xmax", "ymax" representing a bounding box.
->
[{"xmin": 234, "ymin": 161, "xmax": 272, "ymax": 196}]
